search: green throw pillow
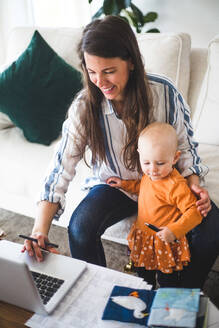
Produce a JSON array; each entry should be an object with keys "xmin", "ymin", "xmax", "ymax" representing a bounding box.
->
[{"xmin": 0, "ymin": 30, "xmax": 82, "ymax": 145}]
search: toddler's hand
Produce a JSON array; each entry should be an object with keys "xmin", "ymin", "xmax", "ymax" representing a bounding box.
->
[
  {"xmin": 106, "ymin": 176, "xmax": 122, "ymax": 188},
  {"xmin": 157, "ymin": 227, "xmax": 176, "ymax": 243}
]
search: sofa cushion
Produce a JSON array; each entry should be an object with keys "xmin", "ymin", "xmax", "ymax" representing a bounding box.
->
[
  {"xmin": 188, "ymin": 48, "xmax": 208, "ymax": 118},
  {"xmin": 0, "ymin": 30, "xmax": 82, "ymax": 145},
  {"xmin": 137, "ymin": 33, "xmax": 191, "ymax": 100},
  {"xmin": 198, "ymin": 143, "xmax": 219, "ymax": 207},
  {"xmin": 193, "ymin": 35, "xmax": 219, "ymax": 145}
]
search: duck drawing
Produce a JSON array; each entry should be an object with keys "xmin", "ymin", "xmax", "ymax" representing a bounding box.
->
[{"xmin": 111, "ymin": 291, "xmax": 148, "ymax": 319}]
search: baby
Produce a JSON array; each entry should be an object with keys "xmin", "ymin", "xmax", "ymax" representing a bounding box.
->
[{"xmin": 107, "ymin": 122, "xmax": 203, "ymax": 288}]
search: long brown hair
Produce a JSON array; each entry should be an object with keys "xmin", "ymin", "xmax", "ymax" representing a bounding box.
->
[{"xmin": 77, "ymin": 15, "xmax": 152, "ymax": 172}]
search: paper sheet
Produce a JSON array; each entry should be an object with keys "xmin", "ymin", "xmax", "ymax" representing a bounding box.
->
[{"xmin": 26, "ymin": 264, "xmax": 151, "ymax": 328}]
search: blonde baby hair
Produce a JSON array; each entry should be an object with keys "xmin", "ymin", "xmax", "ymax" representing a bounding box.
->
[{"xmin": 138, "ymin": 122, "xmax": 178, "ymax": 154}]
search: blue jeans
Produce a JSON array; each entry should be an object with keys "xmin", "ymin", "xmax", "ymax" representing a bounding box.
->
[
  {"xmin": 68, "ymin": 184, "xmax": 138, "ymax": 266},
  {"xmin": 68, "ymin": 185, "xmax": 219, "ymax": 288},
  {"xmin": 180, "ymin": 200, "xmax": 219, "ymax": 288}
]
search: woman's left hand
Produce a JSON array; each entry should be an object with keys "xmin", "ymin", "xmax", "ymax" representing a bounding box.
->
[{"xmin": 190, "ymin": 184, "xmax": 211, "ymax": 217}]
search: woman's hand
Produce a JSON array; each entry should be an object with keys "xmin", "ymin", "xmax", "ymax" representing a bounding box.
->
[
  {"xmin": 157, "ymin": 227, "xmax": 176, "ymax": 243},
  {"xmin": 21, "ymin": 201, "xmax": 60, "ymax": 261},
  {"xmin": 21, "ymin": 232, "xmax": 59, "ymax": 262},
  {"xmin": 106, "ymin": 176, "xmax": 122, "ymax": 188},
  {"xmin": 186, "ymin": 174, "xmax": 211, "ymax": 217},
  {"xmin": 190, "ymin": 184, "xmax": 211, "ymax": 217}
]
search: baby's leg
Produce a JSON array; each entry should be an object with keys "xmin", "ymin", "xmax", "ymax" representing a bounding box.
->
[
  {"xmin": 157, "ymin": 271, "xmax": 180, "ymax": 288},
  {"xmin": 135, "ymin": 267, "xmax": 157, "ymax": 289}
]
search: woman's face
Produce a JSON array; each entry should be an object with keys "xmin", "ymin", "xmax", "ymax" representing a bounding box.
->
[{"xmin": 84, "ymin": 52, "xmax": 133, "ymax": 103}]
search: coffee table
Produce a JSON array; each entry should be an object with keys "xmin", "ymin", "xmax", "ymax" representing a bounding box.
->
[{"xmin": 1, "ymin": 260, "xmax": 219, "ymax": 328}]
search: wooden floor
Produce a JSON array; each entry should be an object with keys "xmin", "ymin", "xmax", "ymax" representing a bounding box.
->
[{"xmin": 0, "ymin": 301, "xmax": 32, "ymax": 328}]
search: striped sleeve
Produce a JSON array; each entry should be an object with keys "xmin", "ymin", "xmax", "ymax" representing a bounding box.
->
[
  {"xmin": 39, "ymin": 95, "xmax": 85, "ymax": 220},
  {"xmin": 148, "ymin": 74, "xmax": 208, "ymax": 178},
  {"xmin": 168, "ymin": 85, "xmax": 208, "ymax": 177}
]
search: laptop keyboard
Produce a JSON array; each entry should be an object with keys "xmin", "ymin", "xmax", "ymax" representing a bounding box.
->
[{"xmin": 31, "ymin": 271, "xmax": 64, "ymax": 305}]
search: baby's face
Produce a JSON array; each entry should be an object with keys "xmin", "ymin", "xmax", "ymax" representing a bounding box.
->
[{"xmin": 138, "ymin": 140, "xmax": 179, "ymax": 181}]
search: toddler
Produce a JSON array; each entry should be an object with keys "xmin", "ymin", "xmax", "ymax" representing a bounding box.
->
[{"xmin": 107, "ymin": 122, "xmax": 203, "ymax": 288}]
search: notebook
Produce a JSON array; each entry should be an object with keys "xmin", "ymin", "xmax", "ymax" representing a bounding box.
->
[
  {"xmin": 0, "ymin": 240, "xmax": 86, "ymax": 315},
  {"xmin": 147, "ymin": 287, "xmax": 200, "ymax": 327}
]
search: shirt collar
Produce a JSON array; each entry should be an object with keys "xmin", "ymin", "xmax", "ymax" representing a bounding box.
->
[
  {"xmin": 102, "ymin": 98, "xmax": 115, "ymax": 115},
  {"xmin": 102, "ymin": 99, "xmax": 121, "ymax": 119}
]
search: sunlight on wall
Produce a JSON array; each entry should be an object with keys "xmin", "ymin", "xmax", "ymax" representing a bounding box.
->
[{"xmin": 32, "ymin": 0, "xmax": 92, "ymax": 28}]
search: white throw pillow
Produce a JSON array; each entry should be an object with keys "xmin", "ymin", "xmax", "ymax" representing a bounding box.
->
[
  {"xmin": 193, "ymin": 35, "xmax": 219, "ymax": 145},
  {"xmin": 137, "ymin": 33, "xmax": 191, "ymax": 100}
]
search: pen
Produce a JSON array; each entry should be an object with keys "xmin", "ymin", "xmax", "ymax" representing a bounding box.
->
[
  {"xmin": 145, "ymin": 222, "xmax": 160, "ymax": 232},
  {"xmin": 18, "ymin": 234, "xmax": 59, "ymax": 248}
]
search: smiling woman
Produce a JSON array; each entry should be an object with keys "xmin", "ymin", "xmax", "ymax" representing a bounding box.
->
[
  {"xmin": 22, "ymin": 15, "xmax": 219, "ymax": 292},
  {"xmin": 84, "ymin": 54, "xmax": 134, "ymax": 112}
]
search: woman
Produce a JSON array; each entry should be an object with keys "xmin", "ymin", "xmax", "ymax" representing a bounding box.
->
[{"xmin": 23, "ymin": 16, "xmax": 219, "ymax": 288}]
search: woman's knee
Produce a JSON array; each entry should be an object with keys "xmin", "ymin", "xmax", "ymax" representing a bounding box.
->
[{"xmin": 68, "ymin": 209, "xmax": 97, "ymax": 246}]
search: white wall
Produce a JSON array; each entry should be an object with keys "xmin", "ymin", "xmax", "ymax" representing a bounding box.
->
[
  {"xmin": 133, "ymin": 0, "xmax": 219, "ymax": 48},
  {"xmin": 1, "ymin": 0, "xmax": 219, "ymax": 64},
  {"xmin": 0, "ymin": 0, "xmax": 34, "ymax": 64},
  {"xmin": 32, "ymin": 0, "xmax": 91, "ymax": 28}
]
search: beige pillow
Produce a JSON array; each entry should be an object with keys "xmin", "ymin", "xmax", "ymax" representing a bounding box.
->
[
  {"xmin": 193, "ymin": 35, "xmax": 219, "ymax": 145},
  {"xmin": 137, "ymin": 33, "xmax": 191, "ymax": 100}
]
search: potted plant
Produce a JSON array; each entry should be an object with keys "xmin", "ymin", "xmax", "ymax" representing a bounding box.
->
[{"xmin": 88, "ymin": 0, "xmax": 159, "ymax": 33}]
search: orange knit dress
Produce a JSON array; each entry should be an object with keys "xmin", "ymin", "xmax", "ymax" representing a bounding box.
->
[{"xmin": 121, "ymin": 169, "xmax": 203, "ymax": 273}]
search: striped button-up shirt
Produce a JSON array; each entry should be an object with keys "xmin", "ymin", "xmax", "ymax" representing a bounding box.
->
[{"xmin": 40, "ymin": 74, "xmax": 208, "ymax": 219}]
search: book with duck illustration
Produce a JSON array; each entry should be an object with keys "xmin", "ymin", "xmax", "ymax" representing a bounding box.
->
[{"xmin": 102, "ymin": 285, "xmax": 156, "ymax": 326}]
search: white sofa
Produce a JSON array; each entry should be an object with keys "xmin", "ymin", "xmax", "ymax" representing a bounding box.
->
[{"xmin": 0, "ymin": 27, "xmax": 219, "ymax": 245}]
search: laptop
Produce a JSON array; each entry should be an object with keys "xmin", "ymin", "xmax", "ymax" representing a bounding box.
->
[{"xmin": 0, "ymin": 240, "xmax": 86, "ymax": 315}]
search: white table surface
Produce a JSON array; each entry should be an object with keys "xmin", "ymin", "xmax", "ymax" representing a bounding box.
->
[{"xmin": 26, "ymin": 262, "xmax": 219, "ymax": 328}]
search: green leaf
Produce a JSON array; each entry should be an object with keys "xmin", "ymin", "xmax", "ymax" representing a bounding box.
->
[
  {"xmin": 123, "ymin": 9, "xmax": 142, "ymax": 33},
  {"xmin": 118, "ymin": 15, "xmax": 129, "ymax": 24},
  {"xmin": 116, "ymin": 0, "xmax": 129, "ymax": 12},
  {"xmin": 130, "ymin": 3, "xmax": 144, "ymax": 26},
  {"xmin": 103, "ymin": 0, "xmax": 120, "ymax": 15},
  {"xmin": 146, "ymin": 28, "xmax": 160, "ymax": 33},
  {"xmin": 144, "ymin": 12, "xmax": 158, "ymax": 23},
  {"xmin": 88, "ymin": 0, "xmax": 93, "ymax": 3},
  {"xmin": 92, "ymin": 6, "xmax": 104, "ymax": 19}
]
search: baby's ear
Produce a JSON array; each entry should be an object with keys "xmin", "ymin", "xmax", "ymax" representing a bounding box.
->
[{"xmin": 173, "ymin": 150, "xmax": 181, "ymax": 164}]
